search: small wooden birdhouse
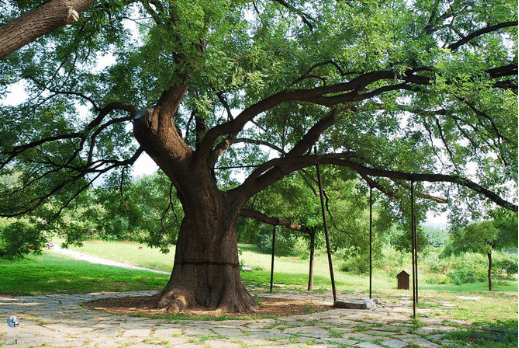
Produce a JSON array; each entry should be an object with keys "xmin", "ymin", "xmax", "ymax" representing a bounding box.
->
[{"xmin": 397, "ymin": 270, "xmax": 410, "ymax": 290}]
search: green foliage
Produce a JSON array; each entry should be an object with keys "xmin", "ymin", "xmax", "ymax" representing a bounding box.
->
[
  {"xmin": 387, "ymin": 223, "xmax": 429, "ymax": 254},
  {"xmin": 450, "ymin": 220, "xmax": 500, "ymax": 255},
  {"xmin": 378, "ymin": 242, "xmax": 517, "ymax": 286},
  {"xmin": 444, "ymin": 217, "xmax": 517, "ymax": 261},
  {"xmin": 492, "ymin": 252, "xmax": 518, "ymax": 279},
  {"xmin": 240, "ymin": 167, "xmax": 390, "ymax": 265},
  {"xmin": 59, "ymin": 171, "xmax": 183, "ymax": 253},
  {"xmin": 422, "ymin": 225, "xmax": 449, "ymax": 247},
  {"xmin": 91, "ymin": 171, "xmax": 183, "ymax": 251},
  {"xmin": 0, "ymin": 218, "xmax": 47, "ymax": 259},
  {"xmin": 0, "ymin": 168, "xmax": 183, "ymax": 258},
  {"xmin": 338, "ymin": 255, "xmax": 373, "ymax": 275}
]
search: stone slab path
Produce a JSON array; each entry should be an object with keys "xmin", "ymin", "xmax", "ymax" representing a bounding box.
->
[{"xmin": 1, "ymin": 290, "xmax": 457, "ymax": 348}]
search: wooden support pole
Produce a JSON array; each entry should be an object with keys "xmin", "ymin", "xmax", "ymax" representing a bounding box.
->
[
  {"xmin": 315, "ymin": 146, "xmax": 337, "ymax": 304},
  {"xmin": 411, "ymin": 180, "xmax": 417, "ymax": 318},
  {"xmin": 308, "ymin": 231, "xmax": 315, "ymax": 291},
  {"xmin": 270, "ymin": 225, "xmax": 276, "ymax": 293},
  {"xmin": 414, "ymin": 208, "xmax": 419, "ymax": 305},
  {"xmin": 369, "ymin": 185, "xmax": 373, "ymax": 299}
]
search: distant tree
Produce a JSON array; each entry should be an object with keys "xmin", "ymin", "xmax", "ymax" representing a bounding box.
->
[
  {"xmin": 446, "ymin": 213, "xmax": 518, "ymax": 290},
  {"xmin": 422, "ymin": 225, "xmax": 449, "ymax": 248}
]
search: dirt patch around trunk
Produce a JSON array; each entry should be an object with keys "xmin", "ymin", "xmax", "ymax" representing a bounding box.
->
[{"xmin": 83, "ymin": 296, "xmax": 333, "ymax": 318}]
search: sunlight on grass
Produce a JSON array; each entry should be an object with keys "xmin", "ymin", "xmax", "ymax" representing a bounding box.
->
[
  {"xmin": 51, "ymin": 240, "xmax": 518, "ymax": 296},
  {"xmin": 239, "ymin": 245, "xmax": 400, "ymax": 293},
  {"xmin": 0, "ymin": 251, "xmax": 168, "ymax": 295},
  {"xmin": 53, "ymin": 238, "xmax": 175, "ymax": 272}
]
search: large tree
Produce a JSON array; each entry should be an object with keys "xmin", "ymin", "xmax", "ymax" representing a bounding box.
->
[{"xmin": 0, "ymin": 0, "xmax": 517, "ymax": 312}]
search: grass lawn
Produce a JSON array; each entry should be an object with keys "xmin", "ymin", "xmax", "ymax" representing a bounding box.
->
[
  {"xmin": 0, "ymin": 251, "xmax": 169, "ymax": 296},
  {"xmin": 53, "ymin": 238, "xmax": 175, "ymax": 272}
]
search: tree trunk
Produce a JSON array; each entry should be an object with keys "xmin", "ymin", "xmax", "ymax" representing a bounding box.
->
[
  {"xmin": 488, "ymin": 251, "xmax": 493, "ymax": 291},
  {"xmin": 0, "ymin": 0, "xmax": 96, "ymax": 59},
  {"xmin": 150, "ymin": 173, "xmax": 256, "ymax": 313},
  {"xmin": 133, "ymin": 85, "xmax": 256, "ymax": 313}
]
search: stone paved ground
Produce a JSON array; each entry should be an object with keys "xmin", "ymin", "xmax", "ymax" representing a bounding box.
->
[{"xmin": 0, "ymin": 290, "xmax": 460, "ymax": 348}]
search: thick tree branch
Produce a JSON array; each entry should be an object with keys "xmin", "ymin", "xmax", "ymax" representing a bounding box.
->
[
  {"xmin": 487, "ymin": 64, "xmax": 518, "ymax": 79},
  {"xmin": 234, "ymin": 109, "xmax": 341, "ymax": 197},
  {"xmin": 0, "ymin": 0, "xmax": 96, "ymax": 59},
  {"xmin": 447, "ymin": 21, "xmax": 518, "ymax": 51},
  {"xmin": 237, "ymin": 152, "xmax": 359, "ymax": 197},
  {"xmin": 233, "ymin": 152, "xmax": 516, "ymax": 213},
  {"xmin": 133, "ymin": 85, "xmax": 193, "ymax": 173},
  {"xmin": 201, "ymin": 70, "xmax": 403, "ymax": 158},
  {"xmin": 202, "ymin": 61, "xmax": 512, "ymax": 167},
  {"xmin": 329, "ymin": 159, "xmax": 518, "ymax": 212},
  {"xmin": 240, "ymin": 208, "xmax": 311, "ymax": 234}
]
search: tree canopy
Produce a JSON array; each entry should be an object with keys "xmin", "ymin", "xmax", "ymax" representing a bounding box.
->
[{"xmin": 0, "ymin": 0, "xmax": 517, "ymax": 312}]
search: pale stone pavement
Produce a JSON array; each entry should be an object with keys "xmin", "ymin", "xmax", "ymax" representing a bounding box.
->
[{"xmin": 0, "ymin": 289, "xmax": 458, "ymax": 348}]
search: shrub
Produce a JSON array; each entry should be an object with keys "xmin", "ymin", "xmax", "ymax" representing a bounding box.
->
[
  {"xmin": 424, "ymin": 273, "xmax": 449, "ymax": 285},
  {"xmin": 422, "ymin": 248, "xmax": 450, "ymax": 274},
  {"xmin": 0, "ymin": 219, "xmax": 48, "ymax": 259},
  {"xmin": 447, "ymin": 253, "xmax": 488, "ymax": 284},
  {"xmin": 339, "ymin": 254, "xmax": 371, "ymax": 274},
  {"xmin": 492, "ymin": 253, "xmax": 518, "ymax": 279},
  {"xmin": 448, "ymin": 268, "xmax": 477, "ymax": 285},
  {"xmin": 379, "ymin": 245, "xmax": 412, "ymax": 275}
]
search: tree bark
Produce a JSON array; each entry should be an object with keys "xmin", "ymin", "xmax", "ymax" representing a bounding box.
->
[
  {"xmin": 151, "ymin": 179, "xmax": 256, "ymax": 313},
  {"xmin": 0, "ymin": 0, "xmax": 96, "ymax": 59},
  {"xmin": 133, "ymin": 85, "xmax": 256, "ymax": 313},
  {"xmin": 488, "ymin": 251, "xmax": 493, "ymax": 291}
]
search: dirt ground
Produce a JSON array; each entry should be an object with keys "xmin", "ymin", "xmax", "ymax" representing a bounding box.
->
[{"xmin": 84, "ymin": 296, "xmax": 333, "ymax": 318}]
